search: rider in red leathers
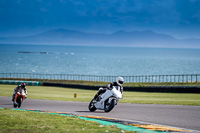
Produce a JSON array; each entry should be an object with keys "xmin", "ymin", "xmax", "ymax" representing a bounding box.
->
[{"xmin": 12, "ymin": 82, "xmax": 27, "ymax": 102}]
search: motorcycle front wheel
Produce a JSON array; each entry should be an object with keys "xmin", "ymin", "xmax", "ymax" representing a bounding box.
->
[
  {"xmin": 104, "ymin": 99, "xmax": 116, "ymax": 112},
  {"xmin": 88, "ymin": 99, "xmax": 97, "ymax": 112},
  {"xmin": 17, "ymin": 97, "xmax": 22, "ymax": 108}
]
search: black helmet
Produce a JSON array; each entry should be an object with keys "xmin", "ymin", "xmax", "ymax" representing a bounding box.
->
[{"xmin": 21, "ymin": 82, "xmax": 26, "ymax": 88}]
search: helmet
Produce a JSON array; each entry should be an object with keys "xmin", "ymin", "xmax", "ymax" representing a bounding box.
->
[
  {"xmin": 21, "ymin": 82, "xmax": 26, "ymax": 88},
  {"xmin": 116, "ymin": 77, "xmax": 124, "ymax": 86}
]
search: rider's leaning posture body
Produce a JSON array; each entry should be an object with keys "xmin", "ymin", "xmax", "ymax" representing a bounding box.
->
[
  {"xmin": 12, "ymin": 82, "xmax": 27, "ymax": 103},
  {"xmin": 93, "ymin": 76, "xmax": 124, "ymax": 101},
  {"xmin": 89, "ymin": 77, "xmax": 124, "ymax": 112}
]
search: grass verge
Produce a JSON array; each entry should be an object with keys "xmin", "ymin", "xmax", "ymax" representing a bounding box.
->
[
  {"xmin": 0, "ymin": 108, "xmax": 132, "ymax": 133},
  {"xmin": 1, "ymin": 78, "xmax": 200, "ymax": 86},
  {"xmin": 1, "ymin": 84, "xmax": 200, "ymax": 105}
]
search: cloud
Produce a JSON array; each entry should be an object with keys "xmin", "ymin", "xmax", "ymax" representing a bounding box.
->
[
  {"xmin": 190, "ymin": 0, "xmax": 200, "ymax": 2},
  {"xmin": 193, "ymin": 10, "xmax": 200, "ymax": 21},
  {"xmin": 0, "ymin": 0, "xmax": 200, "ymax": 38}
]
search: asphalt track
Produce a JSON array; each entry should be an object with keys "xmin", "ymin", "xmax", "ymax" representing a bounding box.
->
[{"xmin": 0, "ymin": 96, "xmax": 200, "ymax": 132}]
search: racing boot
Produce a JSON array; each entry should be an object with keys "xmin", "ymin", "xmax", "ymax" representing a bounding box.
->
[
  {"xmin": 11, "ymin": 94, "xmax": 15, "ymax": 101},
  {"xmin": 14, "ymin": 100, "xmax": 18, "ymax": 105},
  {"xmin": 93, "ymin": 94, "xmax": 99, "ymax": 102}
]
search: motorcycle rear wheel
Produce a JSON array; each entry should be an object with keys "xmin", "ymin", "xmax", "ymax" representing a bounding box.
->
[
  {"xmin": 104, "ymin": 99, "xmax": 116, "ymax": 112},
  {"xmin": 88, "ymin": 99, "xmax": 97, "ymax": 112}
]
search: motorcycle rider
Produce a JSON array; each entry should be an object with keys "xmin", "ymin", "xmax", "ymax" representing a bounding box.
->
[
  {"xmin": 12, "ymin": 82, "xmax": 27, "ymax": 102},
  {"xmin": 93, "ymin": 76, "xmax": 124, "ymax": 101}
]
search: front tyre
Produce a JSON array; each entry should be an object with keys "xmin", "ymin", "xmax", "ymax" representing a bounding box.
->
[
  {"xmin": 17, "ymin": 97, "xmax": 22, "ymax": 108},
  {"xmin": 88, "ymin": 99, "xmax": 97, "ymax": 112},
  {"xmin": 104, "ymin": 99, "xmax": 116, "ymax": 112}
]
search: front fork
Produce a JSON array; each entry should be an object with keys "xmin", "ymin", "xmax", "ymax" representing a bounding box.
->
[
  {"xmin": 14, "ymin": 94, "xmax": 18, "ymax": 101},
  {"xmin": 15, "ymin": 94, "xmax": 25, "ymax": 102}
]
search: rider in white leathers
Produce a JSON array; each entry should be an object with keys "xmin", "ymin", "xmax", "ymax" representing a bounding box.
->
[{"xmin": 93, "ymin": 77, "xmax": 124, "ymax": 101}]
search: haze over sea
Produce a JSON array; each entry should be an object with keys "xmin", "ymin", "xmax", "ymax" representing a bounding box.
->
[{"xmin": 0, "ymin": 44, "xmax": 200, "ymax": 76}]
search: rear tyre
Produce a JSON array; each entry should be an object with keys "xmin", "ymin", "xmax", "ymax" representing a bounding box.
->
[
  {"xmin": 88, "ymin": 99, "xmax": 97, "ymax": 112},
  {"xmin": 104, "ymin": 99, "xmax": 116, "ymax": 112}
]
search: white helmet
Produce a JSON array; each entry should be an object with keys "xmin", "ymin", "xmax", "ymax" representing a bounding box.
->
[{"xmin": 116, "ymin": 77, "xmax": 124, "ymax": 86}]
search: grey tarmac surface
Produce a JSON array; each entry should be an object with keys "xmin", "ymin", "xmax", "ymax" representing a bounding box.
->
[{"xmin": 0, "ymin": 96, "xmax": 200, "ymax": 132}]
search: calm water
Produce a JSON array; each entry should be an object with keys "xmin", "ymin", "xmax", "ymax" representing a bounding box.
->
[{"xmin": 0, "ymin": 44, "xmax": 200, "ymax": 76}]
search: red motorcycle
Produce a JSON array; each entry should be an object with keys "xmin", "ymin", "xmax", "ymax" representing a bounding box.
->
[{"xmin": 13, "ymin": 88, "xmax": 26, "ymax": 108}]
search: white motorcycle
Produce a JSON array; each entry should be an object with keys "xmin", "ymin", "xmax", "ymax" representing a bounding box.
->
[{"xmin": 88, "ymin": 86, "xmax": 122, "ymax": 112}]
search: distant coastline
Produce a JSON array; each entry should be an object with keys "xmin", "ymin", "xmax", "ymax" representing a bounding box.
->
[{"xmin": 0, "ymin": 29, "xmax": 200, "ymax": 48}]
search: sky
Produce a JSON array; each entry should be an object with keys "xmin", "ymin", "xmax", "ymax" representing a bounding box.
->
[{"xmin": 0, "ymin": 0, "xmax": 200, "ymax": 39}]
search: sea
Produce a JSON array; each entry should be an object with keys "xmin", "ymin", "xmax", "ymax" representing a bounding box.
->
[{"xmin": 0, "ymin": 44, "xmax": 200, "ymax": 76}]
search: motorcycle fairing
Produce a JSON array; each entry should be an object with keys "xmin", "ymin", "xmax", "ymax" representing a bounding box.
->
[
  {"xmin": 15, "ymin": 89, "xmax": 26, "ymax": 102},
  {"xmin": 112, "ymin": 87, "xmax": 122, "ymax": 99},
  {"xmin": 94, "ymin": 89, "xmax": 113, "ymax": 110}
]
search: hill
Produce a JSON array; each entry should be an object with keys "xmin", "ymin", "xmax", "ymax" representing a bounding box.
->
[{"xmin": 0, "ymin": 29, "xmax": 200, "ymax": 48}]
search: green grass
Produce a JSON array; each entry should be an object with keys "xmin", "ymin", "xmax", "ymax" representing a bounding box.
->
[
  {"xmin": 1, "ymin": 78, "xmax": 200, "ymax": 86},
  {"xmin": 0, "ymin": 108, "xmax": 132, "ymax": 133},
  {"xmin": 0, "ymin": 84, "xmax": 96, "ymax": 102},
  {"xmin": 1, "ymin": 84, "xmax": 200, "ymax": 105},
  {"xmin": 125, "ymin": 82, "xmax": 200, "ymax": 87},
  {"xmin": 123, "ymin": 92, "xmax": 200, "ymax": 105}
]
